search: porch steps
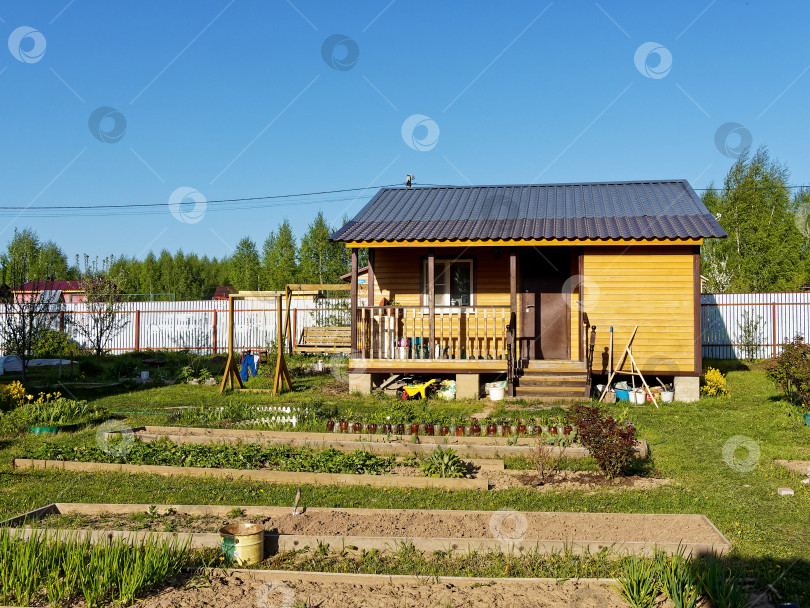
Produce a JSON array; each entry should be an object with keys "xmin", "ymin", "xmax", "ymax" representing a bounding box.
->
[{"xmin": 513, "ymin": 360, "xmax": 590, "ymax": 402}]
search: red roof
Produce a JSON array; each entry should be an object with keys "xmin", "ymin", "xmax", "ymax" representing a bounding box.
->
[
  {"xmin": 213, "ymin": 286, "xmax": 236, "ymax": 299},
  {"xmin": 14, "ymin": 280, "xmax": 85, "ymax": 292}
]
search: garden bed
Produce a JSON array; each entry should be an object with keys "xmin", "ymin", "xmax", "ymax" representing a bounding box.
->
[
  {"xmin": 105, "ymin": 425, "xmax": 649, "ymax": 459},
  {"xmin": 12, "ymin": 458, "xmax": 489, "ymax": 490},
  {"xmin": 3, "ymin": 503, "xmax": 732, "ymax": 557},
  {"xmin": 136, "ymin": 569, "xmax": 627, "ymax": 608}
]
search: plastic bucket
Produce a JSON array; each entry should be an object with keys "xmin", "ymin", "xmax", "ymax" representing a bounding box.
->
[
  {"xmin": 661, "ymin": 391, "xmax": 674, "ymax": 403},
  {"xmin": 489, "ymin": 386, "xmax": 505, "ymax": 401},
  {"xmin": 219, "ymin": 523, "xmax": 265, "ymax": 565},
  {"xmin": 615, "ymin": 389, "xmax": 630, "ymax": 402}
]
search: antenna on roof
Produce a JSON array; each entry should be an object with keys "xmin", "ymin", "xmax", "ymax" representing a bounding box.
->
[{"xmin": 406, "ymin": 174, "xmax": 413, "ymax": 188}]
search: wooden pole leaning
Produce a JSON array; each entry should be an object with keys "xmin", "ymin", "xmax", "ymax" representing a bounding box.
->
[
  {"xmin": 273, "ymin": 294, "xmax": 292, "ymax": 396},
  {"xmin": 219, "ymin": 294, "xmax": 244, "ymax": 393},
  {"xmin": 598, "ymin": 326, "xmax": 658, "ymax": 407}
]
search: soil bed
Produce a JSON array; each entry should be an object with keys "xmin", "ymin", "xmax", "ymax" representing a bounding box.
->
[
  {"xmin": 137, "ymin": 569, "xmax": 628, "ymax": 608},
  {"xmin": 17, "ymin": 503, "xmax": 729, "ymax": 549}
]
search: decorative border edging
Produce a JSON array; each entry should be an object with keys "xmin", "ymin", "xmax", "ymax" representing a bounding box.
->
[{"xmin": 11, "ymin": 459, "xmax": 489, "ymax": 491}]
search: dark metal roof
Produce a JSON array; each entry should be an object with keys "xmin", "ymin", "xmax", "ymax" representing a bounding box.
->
[{"xmin": 331, "ymin": 180, "xmax": 727, "ymax": 242}]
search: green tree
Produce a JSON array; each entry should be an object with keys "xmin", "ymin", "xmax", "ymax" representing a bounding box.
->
[
  {"xmin": 71, "ymin": 255, "xmax": 129, "ymax": 357},
  {"xmin": 229, "ymin": 237, "xmax": 261, "ymax": 291},
  {"xmin": 299, "ymin": 212, "xmax": 350, "ymax": 284},
  {"xmin": 261, "ymin": 219, "xmax": 299, "ymax": 290},
  {"xmin": 0, "ymin": 228, "xmax": 69, "ymax": 284},
  {"xmin": 701, "ymin": 147, "xmax": 805, "ymax": 292}
]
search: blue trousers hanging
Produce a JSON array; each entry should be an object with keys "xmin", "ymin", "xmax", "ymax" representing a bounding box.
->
[{"xmin": 240, "ymin": 354, "xmax": 258, "ymax": 382}]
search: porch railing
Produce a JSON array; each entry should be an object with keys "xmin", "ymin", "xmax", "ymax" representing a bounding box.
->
[{"xmin": 355, "ymin": 306, "xmax": 510, "ymax": 361}]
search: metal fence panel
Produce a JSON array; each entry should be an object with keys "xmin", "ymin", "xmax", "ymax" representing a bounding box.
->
[{"xmin": 701, "ymin": 292, "xmax": 810, "ymax": 359}]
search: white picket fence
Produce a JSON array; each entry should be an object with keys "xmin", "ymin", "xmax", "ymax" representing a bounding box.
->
[
  {"xmin": 701, "ymin": 292, "xmax": 810, "ymax": 359},
  {"xmin": 0, "ymin": 297, "xmax": 352, "ymax": 355}
]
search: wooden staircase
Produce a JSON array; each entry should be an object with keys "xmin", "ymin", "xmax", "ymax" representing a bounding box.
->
[{"xmin": 513, "ymin": 359, "xmax": 590, "ymax": 402}]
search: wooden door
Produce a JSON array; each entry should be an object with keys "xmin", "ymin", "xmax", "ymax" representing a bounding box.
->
[{"xmin": 520, "ymin": 249, "xmax": 571, "ymax": 360}]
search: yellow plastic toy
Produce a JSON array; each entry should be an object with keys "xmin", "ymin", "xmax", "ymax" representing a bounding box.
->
[{"xmin": 401, "ymin": 378, "xmax": 437, "ymax": 400}]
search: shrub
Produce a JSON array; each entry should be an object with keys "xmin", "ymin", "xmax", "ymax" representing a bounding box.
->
[
  {"xmin": 569, "ymin": 404, "xmax": 636, "ymax": 479},
  {"xmin": 701, "ymin": 367, "xmax": 729, "ymax": 397},
  {"xmin": 33, "ymin": 329, "xmax": 85, "ymax": 358},
  {"xmin": 765, "ymin": 334, "xmax": 810, "ymax": 407}
]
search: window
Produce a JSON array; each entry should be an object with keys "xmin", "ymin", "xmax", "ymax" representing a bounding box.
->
[{"xmin": 422, "ymin": 259, "xmax": 473, "ymax": 307}]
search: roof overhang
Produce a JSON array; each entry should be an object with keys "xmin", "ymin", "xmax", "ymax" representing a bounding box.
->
[{"xmin": 343, "ymin": 238, "xmax": 704, "ymax": 248}]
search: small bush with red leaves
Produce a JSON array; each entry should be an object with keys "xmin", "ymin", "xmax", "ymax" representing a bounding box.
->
[{"xmin": 569, "ymin": 404, "xmax": 637, "ymax": 479}]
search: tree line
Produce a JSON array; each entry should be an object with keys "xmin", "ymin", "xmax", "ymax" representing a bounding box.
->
[
  {"xmin": 2, "ymin": 146, "xmax": 810, "ymax": 297},
  {"xmin": 0, "ymin": 211, "xmax": 359, "ymax": 300}
]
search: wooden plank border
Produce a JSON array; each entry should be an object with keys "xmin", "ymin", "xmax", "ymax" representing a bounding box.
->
[{"xmin": 11, "ymin": 459, "xmax": 489, "ymax": 491}]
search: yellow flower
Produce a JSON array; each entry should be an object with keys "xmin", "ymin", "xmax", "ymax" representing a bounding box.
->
[{"xmin": 26, "ymin": 395, "xmax": 33, "ymax": 401}]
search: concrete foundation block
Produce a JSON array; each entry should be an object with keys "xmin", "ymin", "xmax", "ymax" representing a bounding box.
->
[
  {"xmin": 349, "ymin": 373, "xmax": 372, "ymax": 395},
  {"xmin": 456, "ymin": 374, "xmax": 481, "ymax": 400},
  {"xmin": 674, "ymin": 376, "xmax": 700, "ymax": 402}
]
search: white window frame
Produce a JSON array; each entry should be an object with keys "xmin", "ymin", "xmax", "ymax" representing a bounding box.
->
[{"xmin": 421, "ymin": 258, "xmax": 474, "ymax": 312}]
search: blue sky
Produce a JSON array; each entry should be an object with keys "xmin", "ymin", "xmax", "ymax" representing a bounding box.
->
[{"xmin": 1, "ymin": 1, "xmax": 809, "ymax": 260}]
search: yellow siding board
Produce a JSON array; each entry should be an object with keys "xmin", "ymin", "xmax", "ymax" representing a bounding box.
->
[{"xmin": 584, "ymin": 246, "xmax": 696, "ymax": 374}]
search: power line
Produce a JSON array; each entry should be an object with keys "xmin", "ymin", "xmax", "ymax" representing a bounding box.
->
[{"xmin": 0, "ymin": 183, "xmax": 403, "ymax": 211}]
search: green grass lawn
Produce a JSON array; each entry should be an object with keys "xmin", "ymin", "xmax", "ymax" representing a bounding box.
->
[{"xmin": 1, "ymin": 359, "xmax": 809, "ymax": 603}]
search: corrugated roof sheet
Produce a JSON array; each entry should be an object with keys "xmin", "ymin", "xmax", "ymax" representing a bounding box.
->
[{"xmin": 330, "ymin": 180, "xmax": 727, "ymax": 242}]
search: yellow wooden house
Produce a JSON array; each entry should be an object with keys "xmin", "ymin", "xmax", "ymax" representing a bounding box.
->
[{"xmin": 331, "ymin": 180, "xmax": 726, "ymax": 401}]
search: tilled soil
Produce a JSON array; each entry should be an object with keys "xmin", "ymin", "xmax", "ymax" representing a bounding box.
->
[
  {"xmin": 136, "ymin": 570, "xmax": 631, "ymax": 608},
  {"xmin": 42, "ymin": 508, "xmax": 719, "ymax": 545}
]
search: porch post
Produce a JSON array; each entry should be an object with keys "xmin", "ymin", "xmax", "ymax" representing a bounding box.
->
[
  {"xmin": 350, "ymin": 248, "xmax": 358, "ymax": 357},
  {"xmin": 509, "ymin": 248, "xmax": 517, "ymax": 313},
  {"xmin": 509, "ymin": 248, "xmax": 517, "ymax": 397},
  {"xmin": 428, "ymin": 248, "xmax": 435, "ymax": 359},
  {"xmin": 367, "ymin": 249, "xmax": 375, "ymax": 309},
  {"xmin": 578, "ymin": 248, "xmax": 584, "ymax": 362}
]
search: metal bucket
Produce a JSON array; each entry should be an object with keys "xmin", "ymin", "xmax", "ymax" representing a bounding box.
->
[{"xmin": 219, "ymin": 523, "xmax": 265, "ymax": 565}]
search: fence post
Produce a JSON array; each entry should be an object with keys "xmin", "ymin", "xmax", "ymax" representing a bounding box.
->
[
  {"xmin": 134, "ymin": 310, "xmax": 140, "ymax": 352},
  {"xmin": 212, "ymin": 309, "xmax": 217, "ymax": 355},
  {"xmin": 59, "ymin": 311, "xmax": 65, "ymax": 333},
  {"xmin": 771, "ymin": 301, "xmax": 777, "ymax": 358}
]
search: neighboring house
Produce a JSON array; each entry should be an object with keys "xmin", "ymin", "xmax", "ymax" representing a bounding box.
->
[
  {"xmin": 12, "ymin": 281, "xmax": 87, "ymax": 303},
  {"xmin": 331, "ymin": 180, "xmax": 726, "ymax": 402},
  {"xmin": 212, "ymin": 286, "xmax": 237, "ymax": 300}
]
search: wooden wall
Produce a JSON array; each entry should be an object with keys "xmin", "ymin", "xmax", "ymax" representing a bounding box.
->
[
  {"xmin": 584, "ymin": 246, "xmax": 697, "ymax": 375},
  {"xmin": 367, "ymin": 244, "xmax": 697, "ymax": 374},
  {"xmin": 372, "ymin": 248, "xmax": 511, "ymax": 306}
]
